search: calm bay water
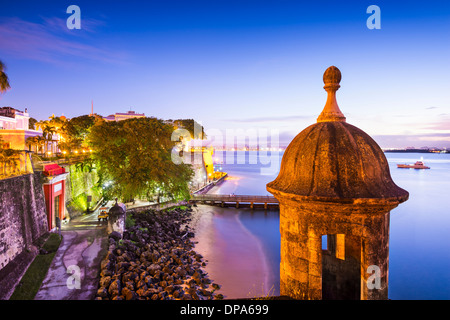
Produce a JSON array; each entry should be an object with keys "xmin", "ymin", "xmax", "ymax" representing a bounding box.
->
[{"xmin": 203, "ymin": 151, "xmax": 450, "ymax": 300}]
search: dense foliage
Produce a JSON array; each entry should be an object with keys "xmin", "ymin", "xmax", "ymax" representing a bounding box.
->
[
  {"xmin": 172, "ymin": 119, "xmax": 206, "ymax": 139},
  {"xmin": 88, "ymin": 117, "xmax": 193, "ymax": 202},
  {"xmin": 59, "ymin": 115, "xmax": 97, "ymax": 152},
  {"xmin": 0, "ymin": 60, "xmax": 10, "ymax": 94}
]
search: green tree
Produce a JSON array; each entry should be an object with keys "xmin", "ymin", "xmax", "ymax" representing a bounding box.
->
[
  {"xmin": 26, "ymin": 135, "xmax": 46, "ymax": 153},
  {"xmin": 35, "ymin": 115, "xmax": 67, "ymax": 156},
  {"xmin": 0, "ymin": 148, "xmax": 21, "ymax": 176},
  {"xmin": 60, "ymin": 115, "xmax": 96, "ymax": 152},
  {"xmin": 0, "ymin": 60, "xmax": 11, "ymax": 94},
  {"xmin": 48, "ymin": 115, "xmax": 66, "ymax": 132},
  {"xmin": 35, "ymin": 120, "xmax": 55, "ymax": 156},
  {"xmin": 88, "ymin": 117, "xmax": 193, "ymax": 202},
  {"xmin": 173, "ymin": 119, "xmax": 206, "ymax": 139},
  {"xmin": 29, "ymin": 117, "xmax": 38, "ymax": 130}
]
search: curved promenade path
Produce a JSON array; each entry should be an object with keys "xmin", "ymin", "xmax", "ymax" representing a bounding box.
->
[{"xmin": 34, "ymin": 210, "xmax": 108, "ymax": 300}]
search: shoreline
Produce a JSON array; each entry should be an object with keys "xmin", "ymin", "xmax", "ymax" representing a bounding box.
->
[
  {"xmin": 95, "ymin": 207, "xmax": 222, "ymax": 300},
  {"xmin": 190, "ymin": 205, "xmax": 273, "ymax": 299},
  {"xmin": 189, "ymin": 172, "xmax": 276, "ymax": 298}
]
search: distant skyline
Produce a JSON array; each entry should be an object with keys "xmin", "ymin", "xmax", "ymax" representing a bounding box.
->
[{"xmin": 0, "ymin": 0, "xmax": 449, "ymax": 148}]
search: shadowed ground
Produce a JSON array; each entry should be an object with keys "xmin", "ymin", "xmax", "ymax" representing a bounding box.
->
[{"xmin": 34, "ymin": 211, "xmax": 108, "ymax": 300}]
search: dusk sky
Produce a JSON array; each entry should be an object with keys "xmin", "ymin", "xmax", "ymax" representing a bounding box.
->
[{"xmin": 0, "ymin": 0, "xmax": 449, "ymax": 148}]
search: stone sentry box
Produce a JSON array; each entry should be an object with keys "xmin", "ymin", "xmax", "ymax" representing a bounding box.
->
[{"xmin": 267, "ymin": 66, "xmax": 409, "ymax": 300}]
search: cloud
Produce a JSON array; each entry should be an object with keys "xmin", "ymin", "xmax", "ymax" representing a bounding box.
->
[
  {"xmin": 421, "ymin": 116, "xmax": 450, "ymax": 131},
  {"xmin": 373, "ymin": 133, "xmax": 450, "ymax": 149},
  {"xmin": 425, "ymin": 106, "xmax": 438, "ymax": 110},
  {"xmin": 40, "ymin": 16, "xmax": 106, "ymax": 35},
  {"xmin": 0, "ymin": 17, "xmax": 128, "ymax": 66}
]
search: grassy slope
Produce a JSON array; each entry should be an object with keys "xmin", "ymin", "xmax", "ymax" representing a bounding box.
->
[{"xmin": 9, "ymin": 233, "xmax": 62, "ymax": 300}]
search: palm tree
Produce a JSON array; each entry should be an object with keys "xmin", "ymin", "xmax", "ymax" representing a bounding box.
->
[
  {"xmin": 36, "ymin": 136, "xmax": 46, "ymax": 154},
  {"xmin": 26, "ymin": 135, "xmax": 46, "ymax": 154},
  {"xmin": 26, "ymin": 136, "xmax": 37, "ymax": 152},
  {"xmin": 48, "ymin": 115, "xmax": 67, "ymax": 149},
  {"xmin": 0, "ymin": 60, "xmax": 11, "ymax": 94},
  {"xmin": 0, "ymin": 135, "xmax": 6, "ymax": 149},
  {"xmin": 36, "ymin": 116, "xmax": 68, "ymax": 156},
  {"xmin": 0, "ymin": 148, "xmax": 21, "ymax": 176},
  {"xmin": 0, "ymin": 150, "xmax": 6, "ymax": 176},
  {"xmin": 35, "ymin": 120, "xmax": 51, "ymax": 139},
  {"xmin": 48, "ymin": 115, "xmax": 66, "ymax": 131},
  {"xmin": 35, "ymin": 120, "xmax": 56, "ymax": 156}
]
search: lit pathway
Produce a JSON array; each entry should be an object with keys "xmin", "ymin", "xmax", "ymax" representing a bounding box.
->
[{"xmin": 34, "ymin": 210, "xmax": 108, "ymax": 300}]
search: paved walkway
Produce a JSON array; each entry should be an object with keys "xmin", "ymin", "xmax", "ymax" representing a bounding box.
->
[{"xmin": 34, "ymin": 210, "xmax": 109, "ymax": 300}]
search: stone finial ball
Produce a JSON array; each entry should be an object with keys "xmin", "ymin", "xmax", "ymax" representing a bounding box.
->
[{"xmin": 323, "ymin": 66, "xmax": 341, "ymax": 85}]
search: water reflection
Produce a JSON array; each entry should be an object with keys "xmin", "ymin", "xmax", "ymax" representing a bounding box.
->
[{"xmin": 197, "ymin": 152, "xmax": 450, "ymax": 299}]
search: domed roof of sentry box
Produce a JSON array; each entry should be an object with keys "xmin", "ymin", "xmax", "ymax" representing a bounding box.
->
[
  {"xmin": 266, "ymin": 66, "xmax": 409, "ymax": 204},
  {"xmin": 109, "ymin": 198, "xmax": 126, "ymax": 216}
]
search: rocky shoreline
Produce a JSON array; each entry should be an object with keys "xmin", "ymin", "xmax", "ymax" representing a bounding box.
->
[{"xmin": 95, "ymin": 205, "xmax": 223, "ymax": 300}]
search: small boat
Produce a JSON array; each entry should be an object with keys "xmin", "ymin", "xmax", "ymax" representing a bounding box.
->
[{"xmin": 397, "ymin": 161, "xmax": 430, "ymax": 169}]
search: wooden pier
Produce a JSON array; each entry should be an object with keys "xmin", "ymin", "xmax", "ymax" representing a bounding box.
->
[{"xmin": 191, "ymin": 194, "xmax": 279, "ymax": 209}]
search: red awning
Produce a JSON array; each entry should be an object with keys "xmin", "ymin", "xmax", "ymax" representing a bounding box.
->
[{"xmin": 43, "ymin": 163, "xmax": 65, "ymax": 176}]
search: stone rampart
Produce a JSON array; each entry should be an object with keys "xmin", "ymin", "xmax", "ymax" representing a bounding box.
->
[
  {"xmin": 0, "ymin": 172, "xmax": 48, "ymax": 269},
  {"xmin": 0, "ymin": 172, "xmax": 48, "ymax": 299}
]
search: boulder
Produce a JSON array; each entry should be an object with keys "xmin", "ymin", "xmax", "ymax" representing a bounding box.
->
[
  {"xmin": 99, "ymin": 276, "xmax": 112, "ymax": 289},
  {"xmin": 97, "ymin": 287, "xmax": 108, "ymax": 298},
  {"xmin": 164, "ymin": 285, "xmax": 174, "ymax": 294},
  {"xmin": 121, "ymin": 287, "xmax": 136, "ymax": 300},
  {"xmin": 151, "ymin": 293, "xmax": 159, "ymax": 300},
  {"xmin": 108, "ymin": 279, "xmax": 121, "ymax": 298},
  {"xmin": 109, "ymin": 231, "xmax": 122, "ymax": 241},
  {"xmin": 96, "ymin": 208, "xmax": 222, "ymax": 301},
  {"xmin": 147, "ymin": 263, "xmax": 161, "ymax": 275}
]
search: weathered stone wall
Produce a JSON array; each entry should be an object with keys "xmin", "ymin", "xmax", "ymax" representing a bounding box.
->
[
  {"xmin": 278, "ymin": 198, "xmax": 392, "ymax": 300},
  {"xmin": 0, "ymin": 172, "xmax": 48, "ymax": 270}
]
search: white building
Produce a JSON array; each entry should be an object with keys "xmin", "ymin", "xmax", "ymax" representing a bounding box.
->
[
  {"xmin": 0, "ymin": 107, "xmax": 42, "ymax": 151},
  {"xmin": 103, "ymin": 110, "xmax": 145, "ymax": 122}
]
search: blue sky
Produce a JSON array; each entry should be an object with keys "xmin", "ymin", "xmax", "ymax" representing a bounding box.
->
[{"xmin": 0, "ymin": 0, "xmax": 449, "ymax": 148}]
